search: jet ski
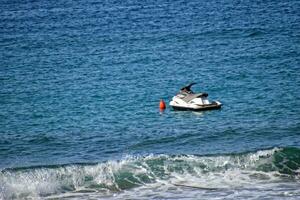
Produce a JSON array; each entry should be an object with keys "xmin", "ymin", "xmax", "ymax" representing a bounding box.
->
[{"xmin": 169, "ymin": 83, "xmax": 222, "ymax": 111}]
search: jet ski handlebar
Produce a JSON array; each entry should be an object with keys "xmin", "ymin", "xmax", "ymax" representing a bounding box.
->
[{"xmin": 180, "ymin": 82, "xmax": 197, "ymax": 92}]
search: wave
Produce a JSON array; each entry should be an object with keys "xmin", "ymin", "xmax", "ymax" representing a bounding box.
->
[
  {"xmin": 247, "ymin": 29, "xmax": 265, "ymax": 37},
  {"xmin": 1, "ymin": 147, "xmax": 300, "ymax": 199}
]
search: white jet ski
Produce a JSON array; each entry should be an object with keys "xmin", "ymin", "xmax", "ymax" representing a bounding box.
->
[{"xmin": 169, "ymin": 83, "xmax": 222, "ymax": 111}]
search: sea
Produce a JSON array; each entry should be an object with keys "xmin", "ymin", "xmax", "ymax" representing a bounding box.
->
[{"xmin": 1, "ymin": 0, "xmax": 300, "ymax": 199}]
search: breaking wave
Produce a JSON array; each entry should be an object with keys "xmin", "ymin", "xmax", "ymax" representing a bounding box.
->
[{"xmin": 1, "ymin": 147, "xmax": 300, "ymax": 199}]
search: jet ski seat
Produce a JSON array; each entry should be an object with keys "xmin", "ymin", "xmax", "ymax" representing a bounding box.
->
[{"xmin": 179, "ymin": 92, "xmax": 208, "ymax": 103}]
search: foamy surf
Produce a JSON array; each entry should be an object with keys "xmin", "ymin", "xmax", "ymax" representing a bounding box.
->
[{"xmin": 1, "ymin": 147, "xmax": 300, "ymax": 199}]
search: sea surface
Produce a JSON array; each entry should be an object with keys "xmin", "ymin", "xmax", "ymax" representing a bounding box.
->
[{"xmin": 1, "ymin": 0, "xmax": 300, "ymax": 199}]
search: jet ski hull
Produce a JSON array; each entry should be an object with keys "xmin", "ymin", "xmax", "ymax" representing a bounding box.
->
[{"xmin": 171, "ymin": 103, "xmax": 222, "ymax": 111}]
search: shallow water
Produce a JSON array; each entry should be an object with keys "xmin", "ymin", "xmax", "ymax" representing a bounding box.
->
[{"xmin": 1, "ymin": 0, "xmax": 300, "ymax": 199}]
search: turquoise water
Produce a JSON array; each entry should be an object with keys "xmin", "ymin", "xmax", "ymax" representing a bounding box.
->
[{"xmin": 1, "ymin": 0, "xmax": 300, "ymax": 199}]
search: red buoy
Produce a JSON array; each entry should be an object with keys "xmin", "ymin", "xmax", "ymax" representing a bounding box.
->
[{"xmin": 159, "ymin": 99, "xmax": 166, "ymax": 110}]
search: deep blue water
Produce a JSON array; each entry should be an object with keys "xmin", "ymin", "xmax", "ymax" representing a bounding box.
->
[{"xmin": 1, "ymin": 0, "xmax": 300, "ymax": 199}]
